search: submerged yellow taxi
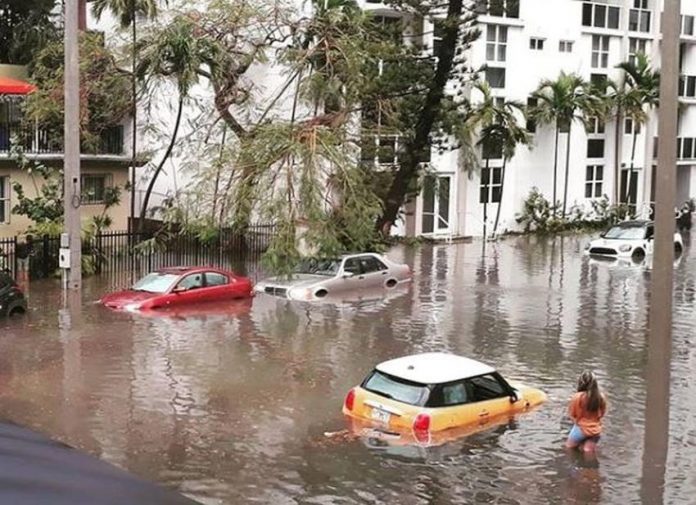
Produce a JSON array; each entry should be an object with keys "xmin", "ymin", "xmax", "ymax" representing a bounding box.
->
[{"xmin": 343, "ymin": 352, "xmax": 547, "ymax": 443}]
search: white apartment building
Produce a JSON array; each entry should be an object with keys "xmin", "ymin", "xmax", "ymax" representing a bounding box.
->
[{"xmin": 361, "ymin": 0, "xmax": 696, "ymax": 239}]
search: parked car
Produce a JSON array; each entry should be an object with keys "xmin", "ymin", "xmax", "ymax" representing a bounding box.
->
[
  {"xmin": 101, "ymin": 266, "xmax": 253, "ymax": 311},
  {"xmin": 254, "ymin": 253, "xmax": 411, "ymax": 300},
  {"xmin": 585, "ymin": 220, "xmax": 683, "ymax": 260},
  {"xmin": 342, "ymin": 352, "xmax": 546, "ymax": 445},
  {"xmin": 0, "ymin": 272, "xmax": 27, "ymax": 318}
]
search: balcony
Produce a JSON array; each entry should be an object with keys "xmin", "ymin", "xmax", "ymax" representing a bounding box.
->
[{"xmin": 0, "ymin": 123, "xmax": 126, "ymax": 157}]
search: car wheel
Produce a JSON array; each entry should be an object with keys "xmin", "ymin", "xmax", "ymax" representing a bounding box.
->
[
  {"xmin": 385, "ymin": 279, "xmax": 397, "ymax": 288},
  {"xmin": 632, "ymin": 248, "xmax": 646, "ymax": 261},
  {"xmin": 8, "ymin": 305, "xmax": 26, "ymax": 318},
  {"xmin": 315, "ymin": 289, "xmax": 328, "ymax": 298}
]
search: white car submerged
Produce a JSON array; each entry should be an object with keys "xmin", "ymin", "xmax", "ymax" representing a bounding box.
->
[
  {"xmin": 585, "ymin": 220, "xmax": 683, "ymax": 260},
  {"xmin": 255, "ymin": 253, "xmax": 412, "ymax": 301}
]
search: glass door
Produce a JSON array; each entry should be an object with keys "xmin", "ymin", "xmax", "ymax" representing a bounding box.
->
[{"xmin": 421, "ymin": 175, "xmax": 452, "ymax": 234}]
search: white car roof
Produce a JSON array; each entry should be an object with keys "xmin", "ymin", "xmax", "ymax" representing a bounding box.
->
[{"xmin": 375, "ymin": 352, "xmax": 495, "ymax": 385}]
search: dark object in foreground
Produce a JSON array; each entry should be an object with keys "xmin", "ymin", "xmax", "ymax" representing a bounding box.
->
[
  {"xmin": 0, "ymin": 422, "xmax": 198, "ymax": 505},
  {"xmin": 0, "ymin": 272, "xmax": 27, "ymax": 318}
]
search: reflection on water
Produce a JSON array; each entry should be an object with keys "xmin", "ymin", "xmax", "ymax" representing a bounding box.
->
[{"xmin": 0, "ymin": 234, "xmax": 694, "ymax": 504}]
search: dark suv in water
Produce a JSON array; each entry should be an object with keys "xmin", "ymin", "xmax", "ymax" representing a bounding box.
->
[{"xmin": 0, "ymin": 272, "xmax": 27, "ymax": 317}]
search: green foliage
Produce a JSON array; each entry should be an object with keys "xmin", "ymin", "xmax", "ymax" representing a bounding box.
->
[
  {"xmin": 516, "ymin": 189, "xmax": 632, "ymax": 235},
  {"xmin": 0, "ymin": 0, "xmax": 58, "ymax": 64},
  {"xmin": 23, "ymin": 32, "xmax": 131, "ymax": 153}
]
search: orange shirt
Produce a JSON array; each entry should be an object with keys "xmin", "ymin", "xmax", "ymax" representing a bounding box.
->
[{"xmin": 568, "ymin": 392, "xmax": 607, "ymax": 437}]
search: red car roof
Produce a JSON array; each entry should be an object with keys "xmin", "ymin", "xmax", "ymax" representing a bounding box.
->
[{"xmin": 154, "ymin": 266, "xmax": 238, "ymax": 276}]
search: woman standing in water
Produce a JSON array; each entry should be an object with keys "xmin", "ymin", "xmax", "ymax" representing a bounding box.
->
[{"xmin": 566, "ymin": 371, "xmax": 607, "ymax": 453}]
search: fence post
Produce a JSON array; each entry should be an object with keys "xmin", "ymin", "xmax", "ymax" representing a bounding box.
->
[
  {"xmin": 96, "ymin": 232, "xmax": 103, "ymax": 275},
  {"xmin": 42, "ymin": 234, "xmax": 49, "ymax": 278}
]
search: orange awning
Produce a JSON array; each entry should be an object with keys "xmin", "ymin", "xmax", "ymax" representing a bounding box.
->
[{"xmin": 0, "ymin": 76, "xmax": 36, "ymax": 95}]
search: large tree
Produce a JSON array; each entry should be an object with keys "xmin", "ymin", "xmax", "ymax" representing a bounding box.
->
[
  {"xmin": 374, "ymin": 1, "xmax": 480, "ymax": 236},
  {"xmin": 0, "ymin": 0, "xmax": 58, "ymax": 64},
  {"xmin": 531, "ymin": 72, "xmax": 589, "ymax": 217}
]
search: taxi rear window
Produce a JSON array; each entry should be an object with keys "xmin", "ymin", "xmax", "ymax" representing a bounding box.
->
[{"xmin": 362, "ymin": 370, "xmax": 430, "ymax": 406}]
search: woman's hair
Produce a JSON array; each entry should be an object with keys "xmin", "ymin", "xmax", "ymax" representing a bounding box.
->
[{"xmin": 577, "ymin": 371, "xmax": 605, "ymax": 413}]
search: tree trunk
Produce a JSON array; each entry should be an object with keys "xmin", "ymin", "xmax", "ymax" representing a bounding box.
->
[
  {"xmin": 211, "ymin": 126, "xmax": 227, "ymax": 222},
  {"xmin": 493, "ymin": 156, "xmax": 507, "ymax": 237},
  {"xmin": 138, "ymin": 95, "xmax": 185, "ymax": 232},
  {"xmin": 562, "ymin": 123, "xmax": 572, "ymax": 217},
  {"xmin": 483, "ymin": 156, "xmax": 490, "ymax": 240},
  {"xmin": 624, "ymin": 128, "xmax": 639, "ymax": 209},
  {"xmin": 552, "ymin": 125, "xmax": 560, "ymax": 217},
  {"xmin": 613, "ymin": 110, "xmax": 622, "ymax": 205},
  {"xmin": 375, "ymin": 0, "xmax": 465, "ymax": 236}
]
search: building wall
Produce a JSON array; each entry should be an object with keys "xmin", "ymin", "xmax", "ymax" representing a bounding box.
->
[{"xmin": 0, "ymin": 164, "xmax": 130, "ymax": 237}]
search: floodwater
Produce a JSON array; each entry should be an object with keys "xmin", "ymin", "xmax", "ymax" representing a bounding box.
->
[{"xmin": 1, "ymin": 234, "xmax": 695, "ymax": 504}]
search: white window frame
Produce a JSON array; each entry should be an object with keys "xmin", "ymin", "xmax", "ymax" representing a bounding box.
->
[
  {"xmin": 480, "ymin": 166, "xmax": 502, "ymax": 204},
  {"xmin": 629, "ymin": 1, "xmax": 651, "ymax": 33},
  {"xmin": 81, "ymin": 174, "xmax": 112, "ymax": 205},
  {"xmin": 485, "ymin": 25, "xmax": 507, "ymax": 62},
  {"xmin": 586, "ymin": 117, "xmax": 605, "ymax": 135},
  {"xmin": 0, "ymin": 176, "xmax": 9, "ymax": 224},
  {"xmin": 628, "ymin": 37, "xmax": 649, "ymax": 65},
  {"xmin": 677, "ymin": 138, "xmax": 696, "ymax": 161},
  {"xmin": 679, "ymin": 75, "xmax": 696, "ymax": 99},
  {"xmin": 624, "ymin": 117, "xmax": 642, "ymax": 135},
  {"xmin": 559, "ymin": 40, "xmax": 574, "ymax": 53},
  {"xmin": 682, "ymin": 15, "xmax": 695, "ymax": 36},
  {"xmin": 529, "ymin": 37, "xmax": 544, "ymax": 50},
  {"xmin": 591, "ymin": 35, "xmax": 610, "ymax": 69},
  {"xmin": 585, "ymin": 165, "xmax": 604, "ymax": 199},
  {"xmin": 582, "ymin": 2, "xmax": 620, "ymax": 30}
]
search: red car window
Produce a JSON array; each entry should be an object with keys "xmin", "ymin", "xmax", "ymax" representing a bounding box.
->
[
  {"xmin": 176, "ymin": 273, "xmax": 204, "ymax": 291},
  {"xmin": 205, "ymin": 272, "xmax": 228, "ymax": 286}
]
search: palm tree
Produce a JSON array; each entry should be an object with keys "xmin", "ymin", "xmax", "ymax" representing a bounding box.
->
[
  {"xmin": 616, "ymin": 53, "xmax": 659, "ymax": 206},
  {"xmin": 467, "ymin": 82, "xmax": 529, "ymax": 238},
  {"xmin": 91, "ymin": 0, "xmax": 160, "ymax": 232},
  {"xmin": 531, "ymin": 72, "xmax": 588, "ymax": 216}
]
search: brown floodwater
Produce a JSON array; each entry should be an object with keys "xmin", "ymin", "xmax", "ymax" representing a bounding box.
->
[{"xmin": 1, "ymin": 234, "xmax": 695, "ymax": 504}]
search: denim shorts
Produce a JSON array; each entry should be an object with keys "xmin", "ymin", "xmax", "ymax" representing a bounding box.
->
[{"xmin": 569, "ymin": 424, "xmax": 600, "ymax": 444}]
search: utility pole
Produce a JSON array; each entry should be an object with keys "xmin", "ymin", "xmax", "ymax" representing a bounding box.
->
[
  {"xmin": 62, "ymin": 0, "xmax": 82, "ymax": 290},
  {"xmin": 641, "ymin": 1, "xmax": 680, "ymax": 503}
]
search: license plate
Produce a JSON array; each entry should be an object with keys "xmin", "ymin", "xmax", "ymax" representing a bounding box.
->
[{"xmin": 370, "ymin": 408, "xmax": 390, "ymax": 424}]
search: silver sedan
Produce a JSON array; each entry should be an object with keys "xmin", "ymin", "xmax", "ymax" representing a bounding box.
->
[{"xmin": 254, "ymin": 253, "xmax": 412, "ymax": 301}]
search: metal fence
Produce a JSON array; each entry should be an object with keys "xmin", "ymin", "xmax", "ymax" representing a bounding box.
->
[{"xmin": 0, "ymin": 224, "xmax": 276, "ymax": 282}]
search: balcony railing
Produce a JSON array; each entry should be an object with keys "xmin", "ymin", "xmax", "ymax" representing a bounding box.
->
[{"xmin": 0, "ymin": 124, "xmax": 125, "ymax": 156}]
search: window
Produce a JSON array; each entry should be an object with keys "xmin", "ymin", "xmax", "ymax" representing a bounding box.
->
[
  {"xmin": 372, "ymin": 15, "xmax": 402, "ymax": 44},
  {"xmin": 475, "ymin": 0, "xmax": 519, "ymax": 19},
  {"xmin": 625, "ymin": 117, "xmax": 642, "ymax": 135},
  {"xmin": 433, "ymin": 20, "xmax": 444, "ymax": 56},
  {"xmin": 683, "ymin": 15, "xmax": 695, "ymax": 36},
  {"xmin": 480, "ymin": 166, "xmax": 502, "ymax": 203},
  {"xmin": 559, "ymin": 40, "xmax": 574, "ymax": 53},
  {"xmin": 362, "ymin": 370, "xmax": 430, "ymax": 406},
  {"xmin": 205, "ymin": 272, "xmax": 228, "ymax": 286},
  {"xmin": 586, "ymin": 117, "xmax": 605, "ymax": 135},
  {"xmin": 629, "ymin": 1, "xmax": 651, "ymax": 32},
  {"xmin": 485, "ymin": 67, "xmax": 506, "ymax": 89},
  {"xmin": 585, "ymin": 165, "xmax": 604, "ymax": 198},
  {"xmin": 0, "ymin": 176, "xmax": 9, "ymax": 224},
  {"xmin": 81, "ymin": 174, "xmax": 111, "ymax": 204},
  {"xmin": 530, "ymin": 38, "xmax": 544, "ymax": 50},
  {"xmin": 486, "ymin": 25, "xmax": 507, "ymax": 62},
  {"xmin": 526, "ymin": 97, "xmax": 538, "ymax": 133},
  {"xmin": 628, "ymin": 37, "xmax": 649, "ymax": 64},
  {"xmin": 591, "ymin": 35, "xmax": 610, "ymax": 68},
  {"xmin": 467, "ymin": 374, "xmax": 508, "ymax": 402},
  {"xmin": 358, "ymin": 256, "xmax": 388, "ymax": 274},
  {"xmin": 377, "ymin": 135, "xmax": 398, "ymax": 165},
  {"xmin": 678, "ymin": 137, "xmax": 696, "ymax": 160},
  {"xmin": 679, "ymin": 75, "xmax": 696, "ymax": 98},
  {"xmin": 582, "ymin": 2, "xmax": 620, "ymax": 29},
  {"xmin": 176, "ymin": 273, "xmax": 204, "ymax": 291},
  {"xmin": 587, "ymin": 139, "xmax": 605, "ymax": 158},
  {"xmin": 590, "ymin": 73, "xmax": 608, "ymax": 92},
  {"xmin": 429, "ymin": 381, "xmax": 470, "ymax": 407},
  {"xmin": 343, "ymin": 258, "xmax": 361, "ymax": 275}
]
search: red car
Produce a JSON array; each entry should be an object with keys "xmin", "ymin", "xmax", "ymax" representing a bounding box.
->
[{"xmin": 101, "ymin": 266, "xmax": 253, "ymax": 311}]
